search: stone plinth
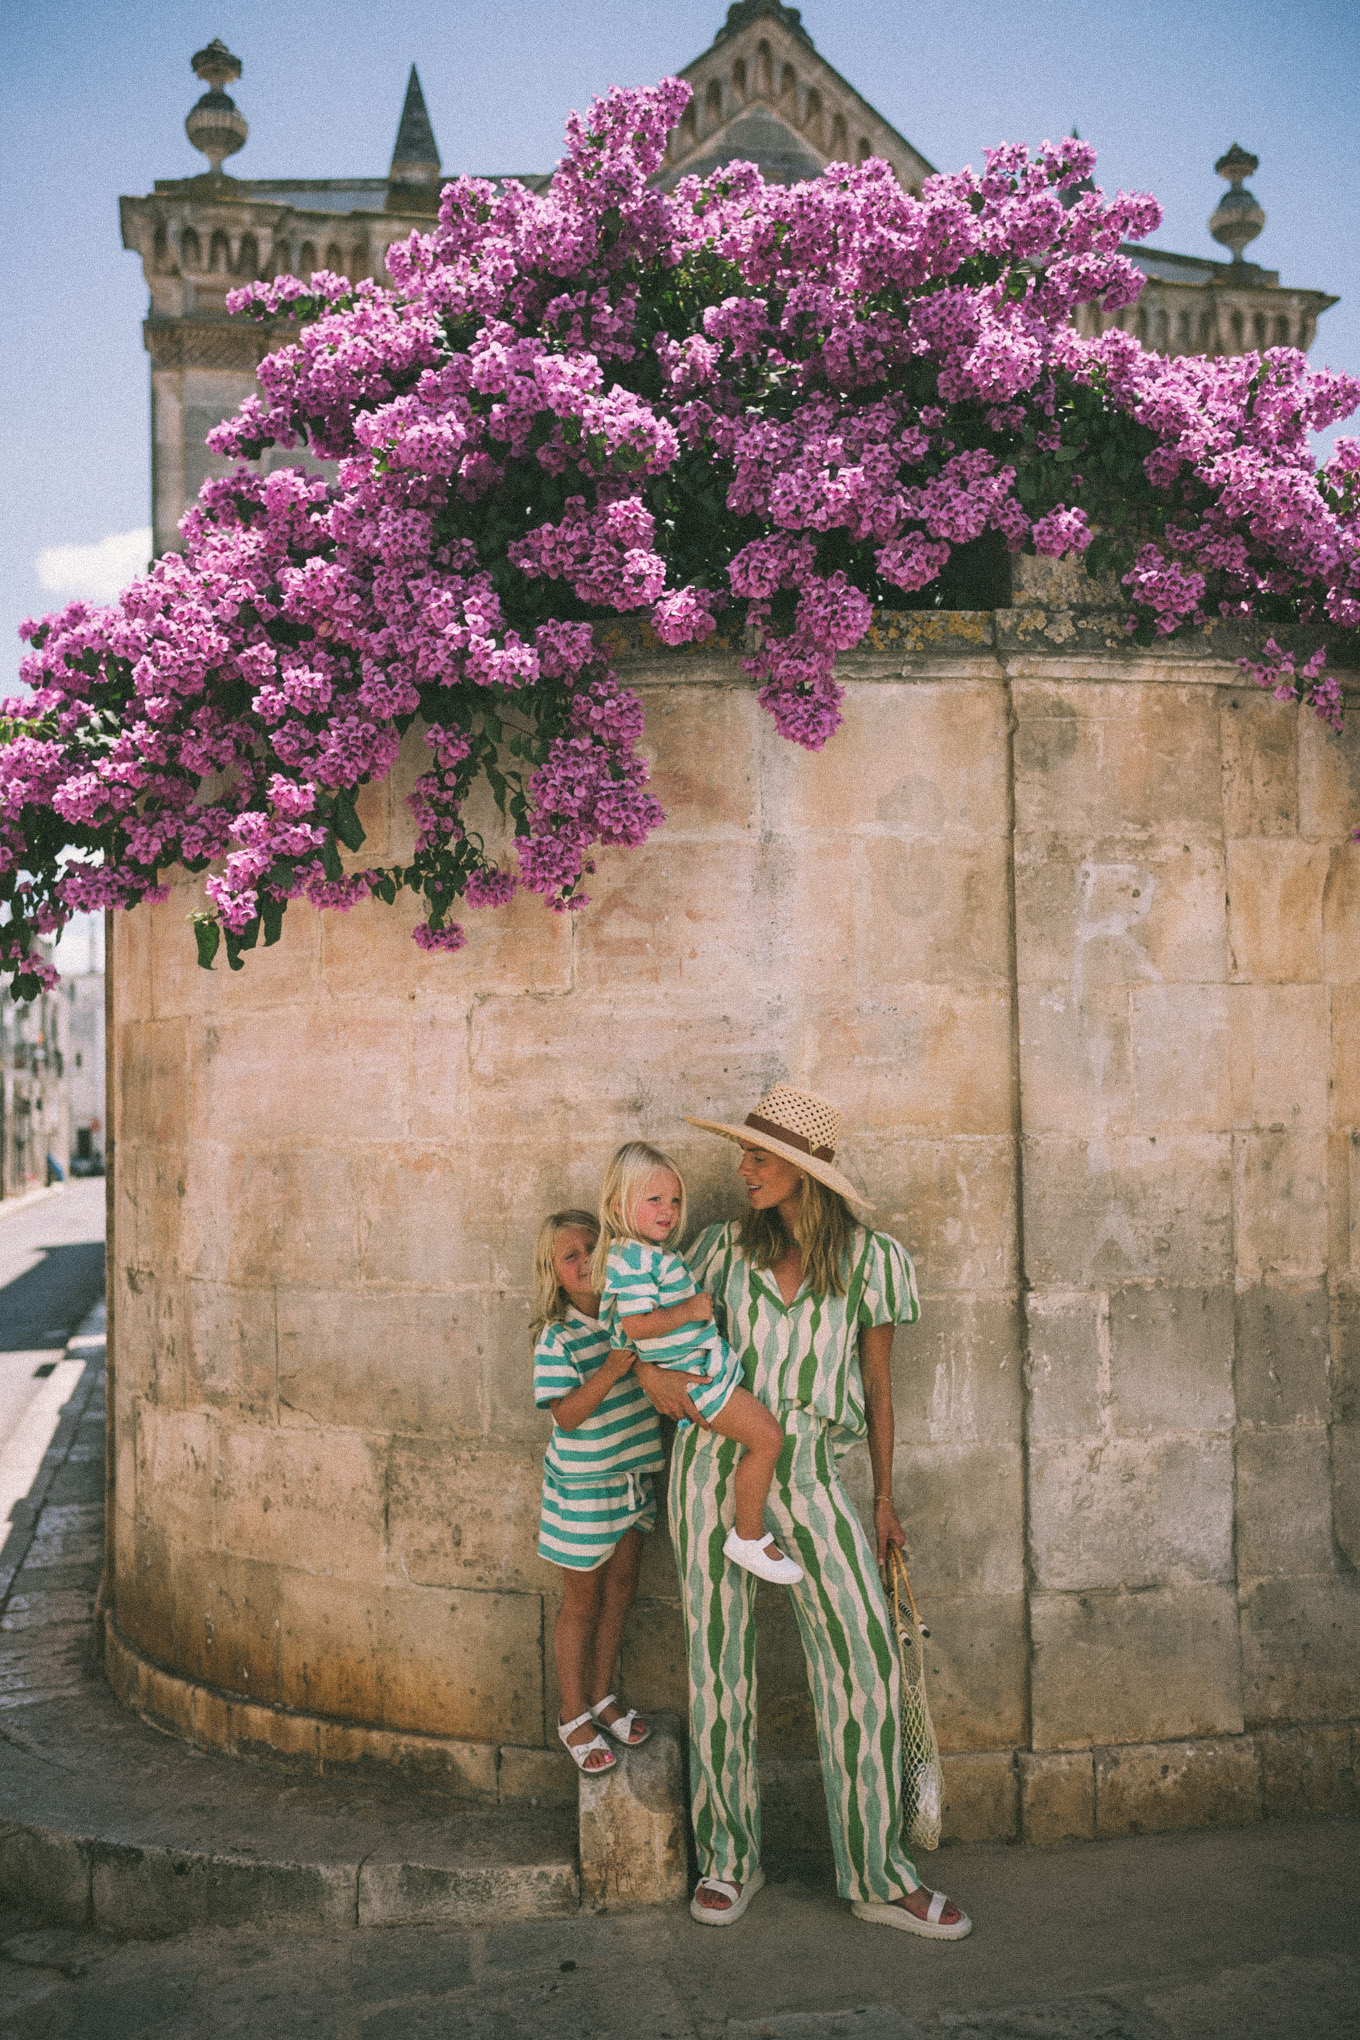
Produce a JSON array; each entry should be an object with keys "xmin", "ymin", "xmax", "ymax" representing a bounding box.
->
[{"xmin": 107, "ymin": 607, "xmax": 1360, "ymax": 1849}]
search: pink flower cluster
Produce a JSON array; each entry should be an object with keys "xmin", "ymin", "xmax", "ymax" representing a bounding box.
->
[{"xmin": 4, "ymin": 76, "xmax": 1357, "ymax": 988}]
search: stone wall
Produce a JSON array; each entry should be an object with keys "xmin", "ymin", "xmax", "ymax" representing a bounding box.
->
[{"xmin": 106, "ymin": 597, "xmax": 1360, "ymax": 1841}]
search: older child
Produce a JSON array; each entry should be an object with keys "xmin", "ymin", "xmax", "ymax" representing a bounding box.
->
[
  {"xmin": 594, "ymin": 1143, "xmax": 803, "ymax": 1587},
  {"xmin": 533, "ymin": 1208, "xmax": 663, "ymax": 1772}
]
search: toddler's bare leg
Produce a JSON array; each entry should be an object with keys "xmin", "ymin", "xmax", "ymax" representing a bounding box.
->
[
  {"xmin": 706, "ymin": 1385, "xmax": 787, "ymax": 1546},
  {"xmin": 554, "ymin": 1566, "xmax": 611, "ymax": 1770}
]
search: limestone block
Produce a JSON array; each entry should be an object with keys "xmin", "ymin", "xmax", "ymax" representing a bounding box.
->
[
  {"xmin": 1331, "ymin": 987, "xmax": 1360, "ymax": 1130},
  {"xmin": 194, "ymin": 1005, "xmax": 417, "ymax": 1146},
  {"xmin": 1029, "ymin": 1437, "xmax": 1234, "ymax": 1590},
  {"xmin": 1024, "ymin": 1292, "xmax": 1102, "ymax": 1441},
  {"xmin": 638, "ymin": 683, "xmax": 759, "ymax": 839},
  {"xmin": 618, "ymin": 1596, "xmax": 690, "ymax": 1720},
  {"xmin": 1235, "ymin": 1427, "xmax": 1337, "ymax": 1580},
  {"xmin": 1234, "ymin": 1285, "xmax": 1330, "ymax": 1426},
  {"xmin": 1322, "ymin": 842, "xmax": 1360, "ymax": 985},
  {"xmin": 318, "ymin": 883, "xmax": 572, "ymax": 1003},
  {"xmin": 1226, "ymin": 839, "xmax": 1328, "ymax": 983},
  {"xmin": 892, "ymin": 1292, "xmax": 1022, "ymax": 1446},
  {"xmin": 1219, "ymin": 692, "xmax": 1298, "ymax": 838},
  {"xmin": 355, "ymin": 1145, "xmax": 471, "ymax": 1289},
  {"xmin": 784, "ymin": 680, "xmax": 1011, "ymax": 846},
  {"xmin": 911, "ymin": 1592, "xmax": 1027, "ymax": 1752},
  {"xmin": 1256, "ymin": 1722, "xmax": 1360, "ymax": 1817},
  {"xmin": 1234, "ymin": 1131, "xmax": 1328, "ymax": 1284},
  {"xmin": 572, "ymin": 839, "xmax": 762, "ymax": 996},
  {"xmin": 1022, "ymin": 1135, "xmax": 1232, "ymax": 1289},
  {"xmin": 213, "ymin": 1423, "xmax": 385, "ymax": 1581},
  {"xmin": 132, "ymin": 1401, "xmax": 217, "ymax": 1547},
  {"xmin": 1228, "ymin": 986, "xmax": 1330, "ymax": 1130},
  {"xmin": 1094, "ymin": 1737, "xmax": 1260, "ymax": 1836},
  {"xmin": 385, "ymin": 1440, "xmax": 545, "ymax": 1594},
  {"xmin": 110, "ymin": 894, "xmax": 153, "ymax": 1023},
  {"xmin": 1030, "ymin": 1585, "xmax": 1244, "ymax": 1748},
  {"xmin": 497, "ymin": 1743, "xmax": 575, "ymax": 1807},
  {"xmin": 1018, "ymin": 1750, "xmax": 1095, "ymax": 1844},
  {"xmin": 863, "ymin": 1135, "xmax": 1017, "ymax": 1294},
  {"xmin": 149, "ymin": 866, "xmax": 322, "ymax": 1020},
  {"xmin": 578, "ymin": 1713, "xmax": 689, "ymax": 1910},
  {"xmin": 119, "ymin": 1536, "xmax": 284, "ymax": 1703},
  {"xmin": 1106, "ymin": 1286, "xmax": 1234, "ymax": 1436},
  {"xmin": 117, "ymin": 1261, "xmax": 184, "ymax": 1412},
  {"xmin": 802, "ymin": 990, "xmax": 1014, "ymax": 1138},
  {"xmin": 215, "ymin": 1143, "xmax": 360, "ymax": 1290},
  {"xmin": 1239, "ymin": 1574, "xmax": 1360, "ymax": 1725},
  {"xmin": 118, "ymin": 1016, "xmax": 191, "ymax": 1149},
  {"xmin": 1019, "ymin": 985, "xmax": 1132, "ymax": 1135},
  {"xmin": 276, "ymin": 1286, "xmax": 484, "ymax": 1437},
  {"xmin": 121, "ymin": 1142, "xmax": 188, "ymax": 1282},
  {"xmin": 1013, "ymin": 681, "xmax": 1222, "ymax": 843},
  {"xmin": 1332, "ymin": 1425, "xmax": 1360, "ymax": 1572},
  {"xmin": 1299, "ymin": 708, "xmax": 1360, "ymax": 840},
  {"xmin": 861, "ymin": 839, "xmax": 1012, "ymax": 988},
  {"xmin": 484, "ymin": 1288, "xmax": 569, "ymax": 1447},
  {"xmin": 1128, "ymin": 986, "xmax": 1232, "ymax": 1133},
  {"xmin": 939, "ymin": 1749, "xmax": 1018, "ymax": 1842},
  {"xmin": 895, "ymin": 1444, "xmax": 1023, "ymax": 1597},
  {"xmin": 1016, "ymin": 841, "xmax": 1228, "ymax": 990}
]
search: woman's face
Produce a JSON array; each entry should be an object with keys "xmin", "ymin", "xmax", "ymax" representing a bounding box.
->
[
  {"xmin": 633, "ymin": 1168, "xmax": 683, "ymax": 1244},
  {"xmin": 552, "ymin": 1225, "xmax": 598, "ymax": 1312},
  {"xmin": 737, "ymin": 1141, "xmax": 804, "ymax": 1210}
]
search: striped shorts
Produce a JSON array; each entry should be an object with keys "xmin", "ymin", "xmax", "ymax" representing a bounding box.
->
[
  {"xmin": 537, "ymin": 1466, "xmax": 658, "ymax": 1572},
  {"xmin": 634, "ymin": 1328, "xmax": 743, "ymax": 1427}
]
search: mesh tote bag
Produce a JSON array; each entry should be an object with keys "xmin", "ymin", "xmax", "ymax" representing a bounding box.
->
[{"xmin": 885, "ymin": 1543, "xmax": 943, "ymax": 1852}]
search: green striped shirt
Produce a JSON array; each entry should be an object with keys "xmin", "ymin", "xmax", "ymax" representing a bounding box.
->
[
  {"xmin": 600, "ymin": 1239, "xmax": 720, "ymax": 1373},
  {"xmin": 685, "ymin": 1222, "xmax": 920, "ymax": 1439},
  {"xmin": 533, "ymin": 1307, "xmax": 664, "ymax": 1484}
]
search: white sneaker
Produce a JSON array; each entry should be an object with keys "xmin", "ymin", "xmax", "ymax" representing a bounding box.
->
[{"xmin": 722, "ymin": 1528, "xmax": 803, "ymax": 1585}]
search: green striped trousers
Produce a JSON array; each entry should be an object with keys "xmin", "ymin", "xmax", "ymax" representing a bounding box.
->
[{"xmin": 668, "ymin": 1410, "xmax": 921, "ymax": 1902}]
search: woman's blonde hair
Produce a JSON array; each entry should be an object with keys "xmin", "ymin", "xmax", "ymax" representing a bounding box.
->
[
  {"xmin": 591, "ymin": 1141, "xmax": 687, "ymax": 1288},
  {"xmin": 529, "ymin": 1208, "xmax": 600, "ymax": 1340},
  {"xmin": 738, "ymin": 1167, "xmax": 857, "ymax": 1299}
]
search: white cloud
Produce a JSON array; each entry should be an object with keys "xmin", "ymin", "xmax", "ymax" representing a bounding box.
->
[{"xmin": 35, "ymin": 526, "xmax": 153, "ymax": 602}]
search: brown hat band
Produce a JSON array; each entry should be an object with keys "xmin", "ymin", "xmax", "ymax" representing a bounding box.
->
[{"xmin": 744, "ymin": 1112, "xmax": 836, "ymax": 1163}]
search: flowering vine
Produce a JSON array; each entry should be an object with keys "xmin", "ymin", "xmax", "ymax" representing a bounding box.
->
[{"xmin": 4, "ymin": 77, "xmax": 1358, "ymax": 997}]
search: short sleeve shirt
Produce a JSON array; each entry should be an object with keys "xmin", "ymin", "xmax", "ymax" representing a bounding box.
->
[
  {"xmin": 533, "ymin": 1306, "xmax": 664, "ymax": 1483},
  {"xmin": 684, "ymin": 1222, "xmax": 919, "ymax": 1438},
  {"xmin": 599, "ymin": 1240, "xmax": 714, "ymax": 1372}
]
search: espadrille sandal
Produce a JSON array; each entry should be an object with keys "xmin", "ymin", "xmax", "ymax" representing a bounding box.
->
[
  {"xmin": 690, "ymin": 1865, "xmax": 765, "ymax": 1925},
  {"xmin": 851, "ymin": 1889, "xmax": 972, "ymax": 1939},
  {"xmin": 557, "ymin": 1709, "xmax": 616, "ymax": 1773},
  {"xmin": 590, "ymin": 1693, "xmax": 651, "ymax": 1746}
]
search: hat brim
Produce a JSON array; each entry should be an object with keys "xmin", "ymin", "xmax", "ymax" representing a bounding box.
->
[{"xmin": 684, "ymin": 1117, "xmax": 875, "ymax": 1213}]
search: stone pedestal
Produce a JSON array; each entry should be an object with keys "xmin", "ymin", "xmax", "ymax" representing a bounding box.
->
[{"xmin": 577, "ymin": 1713, "xmax": 689, "ymax": 1911}]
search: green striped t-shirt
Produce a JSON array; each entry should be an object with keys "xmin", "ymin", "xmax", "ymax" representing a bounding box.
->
[
  {"xmin": 599, "ymin": 1239, "xmax": 721, "ymax": 1373},
  {"xmin": 684, "ymin": 1222, "xmax": 920, "ymax": 1438},
  {"xmin": 533, "ymin": 1306, "xmax": 664, "ymax": 1484}
]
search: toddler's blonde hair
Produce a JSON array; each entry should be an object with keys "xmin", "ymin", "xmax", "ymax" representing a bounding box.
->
[
  {"xmin": 529, "ymin": 1208, "xmax": 600, "ymax": 1340},
  {"xmin": 591, "ymin": 1141, "xmax": 687, "ymax": 1289}
]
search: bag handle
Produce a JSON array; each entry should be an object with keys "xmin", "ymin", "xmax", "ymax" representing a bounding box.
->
[{"xmin": 885, "ymin": 1541, "xmax": 929, "ymax": 1638}]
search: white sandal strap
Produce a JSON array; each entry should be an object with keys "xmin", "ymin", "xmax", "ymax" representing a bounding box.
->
[
  {"xmin": 697, "ymin": 1878, "xmax": 740, "ymax": 1903},
  {"xmin": 559, "ymin": 1709, "xmax": 595, "ymax": 1736},
  {"xmin": 926, "ymin": 1890, "xmax": 947, "ymax": 1924},
  {"xmin": 591, "ymin": 1693, "xmax": 618, "ymax": 1714}
]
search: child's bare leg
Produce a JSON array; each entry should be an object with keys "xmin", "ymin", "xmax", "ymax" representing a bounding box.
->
[
  {"xmin": 590, "ymin": 1526, "xmax": 646, "ymax": 1737},
  {"xmin": 554, "ymin": 1566, "xmax": 611, "ymax": 1769},
  {"xmin": 706, "ymin": 1385, "xmax": 787, "ymax": 1545}
]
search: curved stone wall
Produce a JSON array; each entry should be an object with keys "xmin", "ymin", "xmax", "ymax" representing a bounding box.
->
[{"xmin": 107, "ymin": 603, "xmax": 1360, "ymax": 1838}]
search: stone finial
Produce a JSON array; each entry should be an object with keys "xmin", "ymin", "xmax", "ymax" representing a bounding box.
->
[
  {"xmin": 387, "ymin": 65, "xmax": 442, "ymax": 213},
  {"xmin": 1209, "ymin": 143, "xmax": 1265, "ymax": 263},
  {"xmin": 714, "ymin": 0, "xmax": 815, "ymax": 48},
  {"xmin": 185, "ymin": 39, "xmax": 248, "ymax": 177}
]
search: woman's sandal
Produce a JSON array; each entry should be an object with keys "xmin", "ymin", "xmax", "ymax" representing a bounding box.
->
[
  {"xmin": 557, "ymin": 1709, "xmax": 617, "ymax": 1774},
  {"xmin": 851, "ymin": 1890, "xmax": 973, "ymax": 1939},
  {"xmin": 689, "ymin": 1864, "xmax": 765, "ymax": 1926},
  {"xmin": 590, "ymin": 1693, "xmax": 651, "ymax": 1747}
]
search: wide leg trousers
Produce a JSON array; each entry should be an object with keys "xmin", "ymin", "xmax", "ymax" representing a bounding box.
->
[{"xmin": 668, "ymin": 1410, "xmax": 921, "ymax": 1902}]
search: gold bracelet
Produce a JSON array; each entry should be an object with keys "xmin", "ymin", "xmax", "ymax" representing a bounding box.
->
[{"xmin": 874, "ymin": 1492, "xmax": 894, "ymax": 1503}]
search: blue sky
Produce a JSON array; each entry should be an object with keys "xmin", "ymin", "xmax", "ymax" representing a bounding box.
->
[{"xmin": 3, "ymin": 0, "xmax": 1357, "ymax": 693}]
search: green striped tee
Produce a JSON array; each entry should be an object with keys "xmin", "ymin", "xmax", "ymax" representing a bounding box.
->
[
  {"xmin": 533, "ymin": 1306, "xmax": 664, "ymax": 1483},
  {"xmin": 685, "ymin": 1222, "xmax": 920, "ymax": 1438},
  {"xmin": 599, "ymin": 1239, "xmax": 721, "ymax": 1373}
]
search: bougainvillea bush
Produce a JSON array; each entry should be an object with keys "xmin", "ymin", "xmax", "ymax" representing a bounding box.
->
[{"xmin": 5, "ymin": 79, "xmax": 1359, "ymax": 995}]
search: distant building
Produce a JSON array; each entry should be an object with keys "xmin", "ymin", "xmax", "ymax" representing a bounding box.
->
[
  {"xmin": 0, "ymin": 969, "xmax": 70, "ymax": 1198},
  {"xmin": 119, "ymin": 0, "xmax": 1340, "ymax": 560}
]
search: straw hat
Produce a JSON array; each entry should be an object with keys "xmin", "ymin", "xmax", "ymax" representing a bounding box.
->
[{"xmin": 686, "ymin": 1083, "xmax": 873, "ymax": 1212}]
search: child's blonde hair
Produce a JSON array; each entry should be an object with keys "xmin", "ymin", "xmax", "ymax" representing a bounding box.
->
[
  {"xmin": 530, "ymin": 1208, "xmax": 600, "ymax": 1340},
  {"xmin": 591, "ymin": 1141, "xmax": 687, "ymax": 1288}
]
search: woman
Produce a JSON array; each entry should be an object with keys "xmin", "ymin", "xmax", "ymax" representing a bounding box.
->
[{"xmin": 633, "ymin": 1084, "xmax": 971, "ymax": 1938}]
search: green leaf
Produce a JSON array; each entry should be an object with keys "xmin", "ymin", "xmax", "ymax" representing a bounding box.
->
[
  {"xmin": 223, "ymin": 929, "xmax": 247, "ymax": 972},
  {"xmin": 321, "ymin": 831, "xmax": 344, "ymax": 882},
  {"xmin": 191, "ymin": 914, "xmax": 220, "ymax": 972},
  {"xmin": 261, "ymin": 895, "xmax": 286, "ymax": 947},
  {"xmin": 331, "ymin": 787, "xmax": 366, "ymax": 852}
]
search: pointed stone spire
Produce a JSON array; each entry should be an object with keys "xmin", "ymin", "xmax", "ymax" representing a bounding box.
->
[
  {"xmin": 387, "ymin": 66, "xmax": 442, "ymax": 211},
  {"xmin": 185, "ymin": 38, "xmax": 248, "ymax": 178}
]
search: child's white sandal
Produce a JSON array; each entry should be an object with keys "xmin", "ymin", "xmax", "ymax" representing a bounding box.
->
[
  {"xmin": 557, "ymin": 1709, "xmax": 617, "ymax": 1773},
  {"xmin": 590, "ymin": 1693, "xmax": 652, "ymax": 1746},
  {"xmin": 722, "ymin": 1528, "xmax": 804, "ymax": 1585}
]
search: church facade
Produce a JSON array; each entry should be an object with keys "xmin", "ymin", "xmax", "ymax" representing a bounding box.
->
[{"xmin": 119, "ymin": 1, "xmax": 1338, "ymax": 559}]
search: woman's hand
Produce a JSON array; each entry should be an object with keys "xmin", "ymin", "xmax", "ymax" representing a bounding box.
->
[
  {"xmin": 686, "ymin": 1290, "xmax": 715, "ymax": 1324},
  {"xmin": 874, "ymin": 1493, "xmax": 907, "ymax": 1566},
  {"xmin": 634, "ymin": 1359, "xmax": 711, "ymax": 1428}
]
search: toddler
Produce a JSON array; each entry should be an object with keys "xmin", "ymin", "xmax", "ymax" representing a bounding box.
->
[{"xmin": 595, "ymin": 1142, "xmax": 803, "ymax": 1586}]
